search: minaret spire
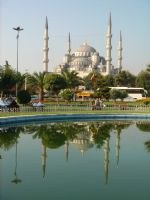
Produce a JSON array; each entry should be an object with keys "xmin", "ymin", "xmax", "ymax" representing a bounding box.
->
[
  {"xmin": 43, "ymin": 16, "xmax": 49, "ymax": 72},
  {"xmin": 117, "ymin": 31, "xmax": 123, "ymax": 72},
  {"xmin": 106, "ymin": 13, "xmax": 112, "ymax": 75},
  {"xmin": 68, "ymin": 32, "xmax": 71, "ymax": 54}
]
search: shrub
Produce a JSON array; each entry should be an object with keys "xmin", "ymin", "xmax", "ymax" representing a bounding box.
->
[
  {"xmin": 17, "ymin": 90, "xmax": 31, "ymax": 105},
  {"xmin": 59, "ymin": 89, "xmax": 74, "ymax": 102},
  {"xmin": 143, "ymin": 101, "xmax": 150, "ymax": 105}
]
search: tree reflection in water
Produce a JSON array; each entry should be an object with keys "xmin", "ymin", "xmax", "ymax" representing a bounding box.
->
[
  {"xmin": 30, "ymin": 123, "xmax": 85, "ymax": 176},
  {"xmin": 89, "ymin": 122, "xmax": 113, "ymax": 149},
  {"xmin": 136, "ymin": 121, "xmax": 150, "ymax": 153},
  {"xmin": 1, "ymin": 120, "xmax": 150, "ymax": 184},
  {"xmin": 0, "ymin": 127, "xmax": 22, "ymax": 151},
  {"xmin": 0, "ymin": 126, "xmax": 23, "ymax": 184}
]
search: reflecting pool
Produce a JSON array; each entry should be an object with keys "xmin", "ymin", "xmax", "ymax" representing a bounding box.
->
[{"xmin": 0, "ymin": 120, "xmax": 150, "ymax": 200}]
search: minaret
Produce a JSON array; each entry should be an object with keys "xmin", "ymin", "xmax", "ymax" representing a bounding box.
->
[
  {"xmin": 68, "ymin": 32, "xmax": 71, "ymax": 54},
  {"xmin": 43, "ymin": 16, "xmax": 49, "ymax": 72},
  {"xmin": 103, "ymin": 138, "xmax": 110, "ymax": 184},
  {"xmin": 117, "ymin": 31, "xmax": 123, "ymax": 72},
  {"xmin": 106, "ymin": 13, "xmax": 112, "ymax": 75}
]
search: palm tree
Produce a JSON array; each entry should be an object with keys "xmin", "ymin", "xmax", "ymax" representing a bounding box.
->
[
  {"xmin": 146, "ymin": 64, "xmax": 150, "ymax": 73},
  {"xmin": 62, "ymin": 69, "xmax": 83, "ymax": 101},
  {"xmin": 44, "ymin": 73, "xmax": 67, "ymax": 98},
  {"xmin": 62, "ymin": 69, "xmax": 82, "ymax": 90},
  {"xmin": 28, "ymin": 72, "xmax": 47, "ymax": 101}
]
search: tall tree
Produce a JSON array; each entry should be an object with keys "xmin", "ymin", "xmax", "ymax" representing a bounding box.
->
[
  {"xmin": 146, "ymin": 64, "xmax": 150, "ymax": 73},
  {"xmin": 110, "ymin": 89, "xmax": 121, "ymax": 102},
  {"xmin": 93, "ymin": 78, "xmax": 110, "ymax": 100},
  {"xmin": 0, "ymin": 63, "xmax": 17, "ymax": 97},
  {"xmin": 62, "ymin": 69, "xmax": 82, "ymax": 89},
  {"xmin": 103, "ymin": 74, "xmax": 114, "ymax": 87},
  {"xmin": 114, "ymin": 70, "xmax": 136, "ymax": 87},
  {"xmin": 27, "ymin": 72, "xmax": 47, "ymax": 101},
  {"xmin": 44, "ymin": 73, "xmax": 67, "ymax": 97},
  {"xmin": 136, "ymin": 70, "xmax": 150, "ymax": 96},
  {"xmin": 89, "ymin": 72, "xmax": 104, "ymax": 90}
]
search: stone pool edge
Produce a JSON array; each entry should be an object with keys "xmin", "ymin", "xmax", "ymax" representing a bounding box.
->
[{"xmin": 1, "ymin": 113, "xmax": 150, "ymax": 126}]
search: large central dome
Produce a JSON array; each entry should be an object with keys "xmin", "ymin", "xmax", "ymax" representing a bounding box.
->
[{"xmin": 74, "ymin": 42, "xmax": 96, "ymax": 57}]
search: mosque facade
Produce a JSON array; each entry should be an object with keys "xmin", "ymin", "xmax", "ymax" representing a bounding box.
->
[
  {"xmin": 52, "ymin": 14, "xmax": 123, "ymax": 78},
  {"xmin": 43, "ymin": 14, "xmax": 123, "ymax": 78}
]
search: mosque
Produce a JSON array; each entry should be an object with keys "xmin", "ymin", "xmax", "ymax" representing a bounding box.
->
[{"xmin": 43, "ymin": 14, "xmax": 123, "ymax": 78}]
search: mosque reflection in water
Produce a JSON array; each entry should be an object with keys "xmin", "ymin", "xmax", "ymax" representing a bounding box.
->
[{"xmin": 0, "ymin": 120, "xmax": 150, "ymax": 185}]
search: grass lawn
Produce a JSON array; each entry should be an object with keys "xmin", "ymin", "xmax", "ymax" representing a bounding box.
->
[{"xmin": 0, "ymin": 109, "xmax": 149, "ymax": 118}]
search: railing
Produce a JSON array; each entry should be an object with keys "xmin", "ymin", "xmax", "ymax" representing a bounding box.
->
[{"xmin": 1, "ymin": 104, "xmax": 150, "ymax": 113}]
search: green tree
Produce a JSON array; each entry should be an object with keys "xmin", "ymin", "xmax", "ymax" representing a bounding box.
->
[
  {"xmin": 59, "ymin": 89, "xmax": 74, "ymax": 102},
  {"xmin": 45, "ymin": 73, "xmax": 67, "ymax": 97},
  {"xmin": 93, "ymin": 87, "xmax": 110, "ymax": 100},
  {"xmin": 110, "ymin": 89, "xmax": 121, "ymax": 101},
  {"xmin": 119, "ymin": 90, "xmax": 128, "ymax": 101},
  {"xmin": 146, "ymin": 64, "xmax": 150, "ymax": 73},
  {"xmin": 103, "ymin": 74, "xmax": 114, "ymax": 87},
  {"xmin": 0, "ymin": 64, "xmax": 17, "ymax": 97},
  {"xmin": 114, "ymin": 70, "xmax": 136, "ymax": 87},
  {"xmin": 17, "ymin": 90, "xmax": 31, "ymax": 105},
  {"xmin": 27, "ymin": 72, "xmax": 47, "ymax": 101},
  {"xmin": 83, "ymin": 73, "xmax": 93, "ymax": 90},
  {"xmin": 136, "ymin": 69, "xmax": 150, "ymax": 96},
  {"xmin": 90, "ymin": 72, "xmax": 104, "ymax": 90},
  {"xmin": 62, "ymin": 69, "xmax": 82, "ymax": 89},
  {"xmin": 93, "ymin": 78, "xmax": 110, "ymax": 100}
]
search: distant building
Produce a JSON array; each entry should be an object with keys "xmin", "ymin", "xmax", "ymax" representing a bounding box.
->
[{"xmin": 54, "ymin": 14, "xmax": 123, "ymax": 78}]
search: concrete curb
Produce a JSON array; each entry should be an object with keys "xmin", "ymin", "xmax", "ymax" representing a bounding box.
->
[{"xmin": 0, "ymin": 114, "xmax": 150, "ymax": 127}]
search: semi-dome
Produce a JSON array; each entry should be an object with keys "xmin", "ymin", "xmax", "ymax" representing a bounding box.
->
[{"xmin": 74, "ymin": 42, "xmax": 96, "ymax": 57}]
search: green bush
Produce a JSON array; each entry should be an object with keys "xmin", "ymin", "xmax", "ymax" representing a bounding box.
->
[
  {"xmin": 59, "ymin": 89, "xmax": 74, "ymax": 102},
  {"xmin": 17, "ymin": 90, "xmax": 31, "ymax": 105},
  {"xmin": 143, "ymin": 101, "xmax": 150, "ymax": 105}
]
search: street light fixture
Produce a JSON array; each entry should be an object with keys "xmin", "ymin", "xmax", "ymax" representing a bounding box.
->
[{"xmin": 13, "ymin": 26, "xmax": 24, "ymax": 97}]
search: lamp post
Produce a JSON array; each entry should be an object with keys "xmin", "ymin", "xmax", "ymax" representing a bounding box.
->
[
  {"xmin": 25, "ymin": 69, "xmax": 28, "ymax": 90},
  {"xmin": 13, "ymin": 26, "xmax": 24, "ymax": 97}
]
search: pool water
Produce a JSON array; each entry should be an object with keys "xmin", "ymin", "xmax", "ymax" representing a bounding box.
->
[{"xmin": 0, "ymin": 120, "xmax": 150, "ymax": 200}]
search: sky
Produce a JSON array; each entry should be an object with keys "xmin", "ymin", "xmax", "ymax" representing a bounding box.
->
[{"xmin": 0, "ymin": 0, "xmax": 150, "ymax": 74}]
